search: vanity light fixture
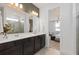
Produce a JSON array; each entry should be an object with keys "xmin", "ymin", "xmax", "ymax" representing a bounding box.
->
[
  {"xmin": 31, "ymin": 11, "xmax": 38, "ymax": 16},
  {"xmin": 10, "ymin": 3, "xmax": 14, "ymax": 5},
  {"xmin": 15, "ymin": 3, "xmax": 19, "ymax": 7},
  {"xmin": 6, "ymin": 17, "xmax": 18, "ymax": 22},
  {"xmin": 19, "ymin": 4, "xmax": 23, "ymax": 9},
  {"xmin": 20, "ymin": 20, "xmax": 24, "ymax": 23},
  {"xmin": 8, "ymin": 3, "xmax": 23, "ymax": 9}
]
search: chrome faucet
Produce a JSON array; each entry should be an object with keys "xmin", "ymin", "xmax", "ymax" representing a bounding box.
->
[{"xmin": 0, "ymin": 32, "xmax": 8, "ymax": 39}]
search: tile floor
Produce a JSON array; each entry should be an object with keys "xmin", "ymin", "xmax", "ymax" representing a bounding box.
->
[{"xmin": 35, "ymin": 40, "xmax": 60, "ymax": 55}]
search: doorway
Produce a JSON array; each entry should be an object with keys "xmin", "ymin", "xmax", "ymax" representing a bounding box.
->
[{"xmin": 48, "ymin": 7, "xmax": 61, "ymax": 53}]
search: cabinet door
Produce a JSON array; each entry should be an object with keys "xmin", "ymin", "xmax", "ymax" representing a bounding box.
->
[
  {"xmin": 15, "ymin": 40, "xmax": 23, "ymax": 55},
  {"xmin": 0, "ymin": 46, "xmax": 18, "ymax": 55},
  {"xmin": 0, "ymin": 40, "xmax": 23, "ymax": 55},
  {"xmin": 40, "ymin": 35, "xmax": 45, "ymax": 48},
  {"xmin": 34, "ymin": 36, "xmax": 41, "ymax": 52},
  {"xmin": 23, "ymin": 38, "xmax": 34, "ymax": 55},
  {"xmin": 0, "ymin": 41, "xmax": 15, "ymax": 54},
  {"xmin": 0, "ymin": 41, "xmax": 17, "ymax": 55}
]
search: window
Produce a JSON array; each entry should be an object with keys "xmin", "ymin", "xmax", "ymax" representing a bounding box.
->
[{"xmin": 55, "ymin": 21, "xmax": 60, "ymax": 31}]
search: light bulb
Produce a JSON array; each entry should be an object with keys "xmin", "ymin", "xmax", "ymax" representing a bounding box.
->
[
  {"xmin": 19, "ymin": 4, "xmax": 23, "ymax": 9},
  {"xmin": 10, "ymin": 3, "xmax": 14, "ymax": 5},
  {"xmin": 15, "ymin": 3, "xmax": 19, "ymax": 7},
  {"xmin": 32, "ymin": 11, "xmax": 38, "ymax": 16}
]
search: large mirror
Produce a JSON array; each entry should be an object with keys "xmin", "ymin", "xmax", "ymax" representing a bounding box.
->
[
  {"xmin": 3, "ymin": 6, "xmax": 27, "ymax": 34},
  {"xmin": 0, "ymin": 4, "xmax": 39, "ymax": 34},
  {"xmin": 5, "ymin": 16, "xmax": 24, "ymax": 33}
]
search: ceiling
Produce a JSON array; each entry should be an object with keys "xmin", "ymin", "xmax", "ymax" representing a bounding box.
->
[{"xmin": 33, "ymin": 3, "xmax": 61, "ymax": 9}]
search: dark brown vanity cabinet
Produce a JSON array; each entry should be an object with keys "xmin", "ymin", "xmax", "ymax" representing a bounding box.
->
[{"xmin": 0, "ymin": 34, "xmax": 45, "ymax": 55}]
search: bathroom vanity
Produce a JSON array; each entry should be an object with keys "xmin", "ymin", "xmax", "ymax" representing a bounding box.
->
[
  {"xmin": 0, "ymin": 33, "xmax": 45, "ymax": 55},
  {"xmin": 0, "ymin": 4, "xmax": 44, "ymax": 55}
]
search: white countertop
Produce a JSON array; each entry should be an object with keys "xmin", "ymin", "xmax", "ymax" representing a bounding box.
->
[{"xmin": 0, "ymin": 33, "xmax": 45, "ymax": 44}]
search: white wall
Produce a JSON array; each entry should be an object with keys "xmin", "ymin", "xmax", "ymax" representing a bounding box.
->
[
  {"xmin": 39, "ymin": 8, "xmax": 50, "ymax": 47},
  {"xmin": 24, "ymin": 13, "xmax": 29, "ymax": 33},
  {"xmin": 33, "ymin": 16, "xmax": 40, "ymax": 33}
]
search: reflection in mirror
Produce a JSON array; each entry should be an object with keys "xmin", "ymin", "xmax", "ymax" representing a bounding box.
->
[
  {"xmin": 29, "ymin": 19, "xmax": 33, "ymax": 32},
  {"xmin": 19, "ymin": 17, "xmax": 24, "ymax": 33},
  {"xmin": 5, "ymin": 17, "xmax": 24, "ymax": 33},
  {"xmin": 0, "ymin": 6, "xmax": 30, "ymax": 34}
]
